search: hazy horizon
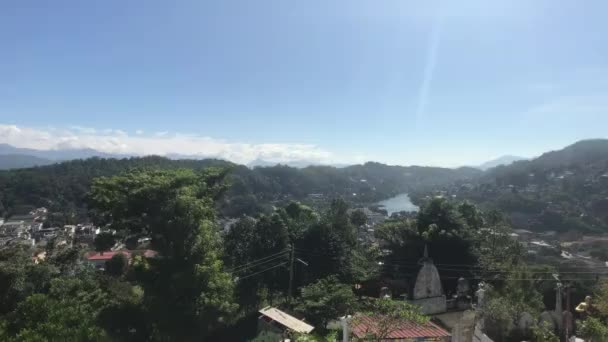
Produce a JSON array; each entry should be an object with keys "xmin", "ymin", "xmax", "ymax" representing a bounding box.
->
[{"xmin": 2, "ymin": 1, "xmax": 608, "ymax": 166}]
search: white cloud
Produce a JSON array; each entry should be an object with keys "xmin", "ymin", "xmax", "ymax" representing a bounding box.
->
[
  {"xmin": 0, "ymin": 124, "xmax": 336, "ymax": 165},
  {"xmin": 69, "ymin": 126, "xmax": 97, "ymax": 134}
]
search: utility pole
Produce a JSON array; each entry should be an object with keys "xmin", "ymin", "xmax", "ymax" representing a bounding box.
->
[{"xmin": 288, "ymin": 244, "xmax": 295, "ymax": 304}]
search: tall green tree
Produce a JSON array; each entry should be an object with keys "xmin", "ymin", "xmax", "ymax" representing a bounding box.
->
[
  {"xmin": 88, "ymin": 168, "xmax": 237, "ymax": 340},
  {"xmin": 376, "ymin": 198, "xmax": 480, "ymax": 286},
  {"xmin": 0, "ymin": 246, "xmax": 58, "ymax": 316},
  {"xmin": 482, "ymin": 266, "xmax": 548, "ymax": 342},
  {"xmin": 105, "ymin": 254, "xmax": 128, "ymax": 277},
  {"xmin": 301, "ymin": 199, "xmax": 360, "ymax": 282},
  {"xmin": 295, "ymin": 276, "xmax": 357, "ymax": 329},
  {"xmin": 2, "ymin": 272, "xmax": 109, "ymax": 341},
  {"xmin": 224, "ymin": 213, "xmax": 290, "ymax": 310},
  {"xmin": 350, "ymin": 209, "xmax": 368, "ymax": 227},
  {"xmin": 282, "ymin": 201, "xmax": 318, "ymax": 241},
  {"xmin": 94, "ymin": 232, "xmax": 115, "ymax": 254}
]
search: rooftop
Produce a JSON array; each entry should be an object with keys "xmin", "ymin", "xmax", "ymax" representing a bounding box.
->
[
  {"xmin": 86, "ymin": 250, "xmax": 131, "ymax": 261},
  {"xmin": 351, "ymin": 316, "xmax": 450, "ymax": 339},
  {"xmin": 259, "ymin": 307, "xmax": 314, "ymax": 334}
]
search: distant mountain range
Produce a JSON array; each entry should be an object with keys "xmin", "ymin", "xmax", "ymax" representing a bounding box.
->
[
  {"xmin": 0, "ymin": 154, "xmax": 56, "ymax": 170},
  {"xmin": 476, "ymin": 155, "xmax": 527, "ymax": 171},
  {"xmin": 246, "ymin": 158, "xmax": 349, "ymax": 169},
  {"xmin": 0, "ymin": 144, "xmax": 371, "ymax": 170},
  {"xmin": 3, "ymin": 138, "xmax": 608, "ymax": 233},
  {"xmin": 456, "ymin": 139, "xmax": 608, "ymax": 233},
  {"xmin": 0, "ymin": 143, "xmax": 126, "ymax": 160},
  {"xmin": 0, "ymin": 144, "xmax": 348, "ymax": 170},
  {"xmin": 0, "ymin": 142, "xmax": 585, "ymax": 173}
]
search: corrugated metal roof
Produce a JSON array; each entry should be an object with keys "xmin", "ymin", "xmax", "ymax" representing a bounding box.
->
[
  {"xmin": 351, "ymin": 315, "xmax": 450, "ymax": 339},
  {"xmin": 259, "ymin": 307, "xmax": 314, "ymax": 334}
]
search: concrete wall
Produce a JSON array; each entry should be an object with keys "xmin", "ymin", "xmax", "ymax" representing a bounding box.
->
[
  {"xmin": 410, "ymin": 295, "xmax": 447, "ymax": 315},
  {"xmin": 473, "ymin": 324, "xmax": 494, "ymax": 342}
]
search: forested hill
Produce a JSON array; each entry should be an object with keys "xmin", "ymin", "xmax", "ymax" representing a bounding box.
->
[
  {"xmin": 485, "ymin": 139, "xmax": 608, "ymax": 185},
  {"xmin": 0, "ymin": 154, "xmax": 56, "ymax": 170},
  {"xmin": 0, "ymin": 156, "xmax": 481, "ymax": 219},
  {"xmin": 452, "ymin": 139, "xmax": 608, "ymax": 233}
]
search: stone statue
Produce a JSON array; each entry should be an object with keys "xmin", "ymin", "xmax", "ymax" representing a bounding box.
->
[
  {"xmin": 379, "ymin": 286, "xmax": 392, "ymax": 299},
  {"xmin": 457, "ymin": 277, "xmax": 470, "ymax": 297},
  {"xmin": 456, "ymin": 277, "xmax": 471, "ymax": 310},
  {"xmin": 475, "ymin": 282, "xmax": 486, "ymax": 309},
  {"xmin": 575, "ymin": 296, "xmax": 592, "ymax": 316},
  {"xmin": 518, "ymin": 312, "xmax": 535, "ymax": 336}
]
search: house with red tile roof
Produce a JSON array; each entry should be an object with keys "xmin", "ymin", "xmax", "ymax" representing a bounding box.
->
[
  {"xmin": 86, "ymin": 250, "xmax": 131, "ymax": 269},
  {"xmin": 85, "ymin": 249, "xmax": 159, "ymax": 269},
  {"xmin": 350, "ymin": 315, "xmax": 450, "ymax": 341}
]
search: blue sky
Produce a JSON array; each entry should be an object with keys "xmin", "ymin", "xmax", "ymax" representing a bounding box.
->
[{"xmin": 1, "ymin": 0, "xmax": 608, "ymax": 166}]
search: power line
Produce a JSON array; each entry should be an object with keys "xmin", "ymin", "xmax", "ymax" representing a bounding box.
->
[
  {"xmin": 235, "ymin": 262, "xmax": 288, "ymax": 281},
  {"xmin": 421, "ymin": 266, "xmax": 606, "ymax": 275},
  {"xmin": 383, "ymin": 263, "xmax": 608, "ymax": 275},
  {"xmin": 228, "ymin": 255, "xmax": 288, "ymax": 274},
  {"xmin": 227, "ymin": 250, "xmax": 289, "ymax": 273},
  {"xmin": 383, "ymin": 261, "xmax": 608, "ymax": 272},
  {"xmin": 439, "ymin": 276, "xmax": 597, "ymax": 281},
  {"xmin": 435, "ymin": 268, "xmax": 608, "ymax": 275}
]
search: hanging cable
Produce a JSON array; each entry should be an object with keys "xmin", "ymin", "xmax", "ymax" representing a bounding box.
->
[
  {"xmin": 227, "ymin": 250, "xmax": 289, "ymax": 273},
  {"xmin": 235, "ymin": 262, "xmax": 288, "ymax": 281}
]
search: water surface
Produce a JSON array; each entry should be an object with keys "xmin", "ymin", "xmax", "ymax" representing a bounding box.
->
[{"xmin": 377, "ymin": 193, "xmax": 419, "ymax": 215}]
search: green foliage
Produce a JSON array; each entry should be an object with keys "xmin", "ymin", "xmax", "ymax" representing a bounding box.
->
[
  {"xmin": 3, "ymin": 272, "xmax": 109, "ymax": 341},
  {"xmin": 281, "ymin": 201, "xmax": 318, "ymax": 241},
  {"xmin": 592, "ymin": 279, "xmax": 608, "ymax": 318},
  {"xmin": 47, "ymin": 245, "xmax": 83, "ymax": 276},
  {"xmin": 0, "ymin": 246, "xmax": 58, "ymax": 316},
  {"xmin": 296, "ymin": 276, "xmax": 357, "ymax": 329},
  {"xmin": 473, "ymin": 221, "xmax": 524, "ymax": 271},
  {"xmin": 452, "ymin": 140, "xmax": 608, "ymax": 233},
  {"xmin": 529, "ymin": 321, "xmax": 559, "ymax": 342},
  {"xmin": 376, "ymin": 198, "xmax": 480, "ymax": 285},
  {"xmin": 354, "ymin": 298, "xmax": 427, "ymax": 341},
  {"xmin": 224, "ymin": 213, "xmax": 290, "ymax": 310},
  {"xmin": 350, "ymin": 209, "xmax": 367, "ymax": 227},
  {"xmin": 294, "ymin": 331, "xmax": 337, "ymax": 342},
  {"xmin": 251, "ymin": 330, "xmax": 282, "ymax": 342},
  {"xmin": 0, "ymin": 156, "xmax": 480, "ymax": 221},
  {"xmin": 580, "ymin": 317, "xmax": 608, "ymax": 341},
  {"xmin": 88, "ymin": 168, "xmax": 237, "ymax": 340},
  {"xmin": 300, "ymin": 199, "xmax": 368, "ymax": 283},
  {"xmin": 482, "ymin": 266, "xmax": 547, "ymax": 342},
  {"xmin": 94, "ymin": 232, "xmax": 115, "ymax": 253},
  {"xmin": 105, "ymin": 254, "xmax": 128, "ymax": 277}
]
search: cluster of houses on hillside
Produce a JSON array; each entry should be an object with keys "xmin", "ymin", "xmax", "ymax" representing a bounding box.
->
[
  {"xmin": 0, "ymin": 207, "xmax": 165, "ymax": 272},
  {"xmin": 0, "ymin": 207, "xmax": 47, "ymax": 247},
  {"xmin": 0, "ymin": 208, "xmax": 101, "ymax": 249}
]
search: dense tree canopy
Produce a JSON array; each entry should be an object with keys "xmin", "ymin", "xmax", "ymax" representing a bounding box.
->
[{"xmin": 88, "ymin": 168, "xmax": 237, "ymax": 340}]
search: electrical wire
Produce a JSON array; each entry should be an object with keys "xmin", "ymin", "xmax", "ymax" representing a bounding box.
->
[
  {"xmin": 227, "ymin": 250, "xmax": 289, "ymax": 273},
  {"xmin": 235, "ymin": 262, "xmax": 288, "ymax": 281}
]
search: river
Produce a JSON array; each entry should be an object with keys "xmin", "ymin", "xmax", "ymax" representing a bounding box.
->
[{"xmin": 377, "ymin": 193, "xmax": 419, "ymax": 215}]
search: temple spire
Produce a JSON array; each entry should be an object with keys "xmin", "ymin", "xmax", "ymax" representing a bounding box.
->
[{"xmin": 419, "ymin": 244, "xmax": 433, "ymax": 264}]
